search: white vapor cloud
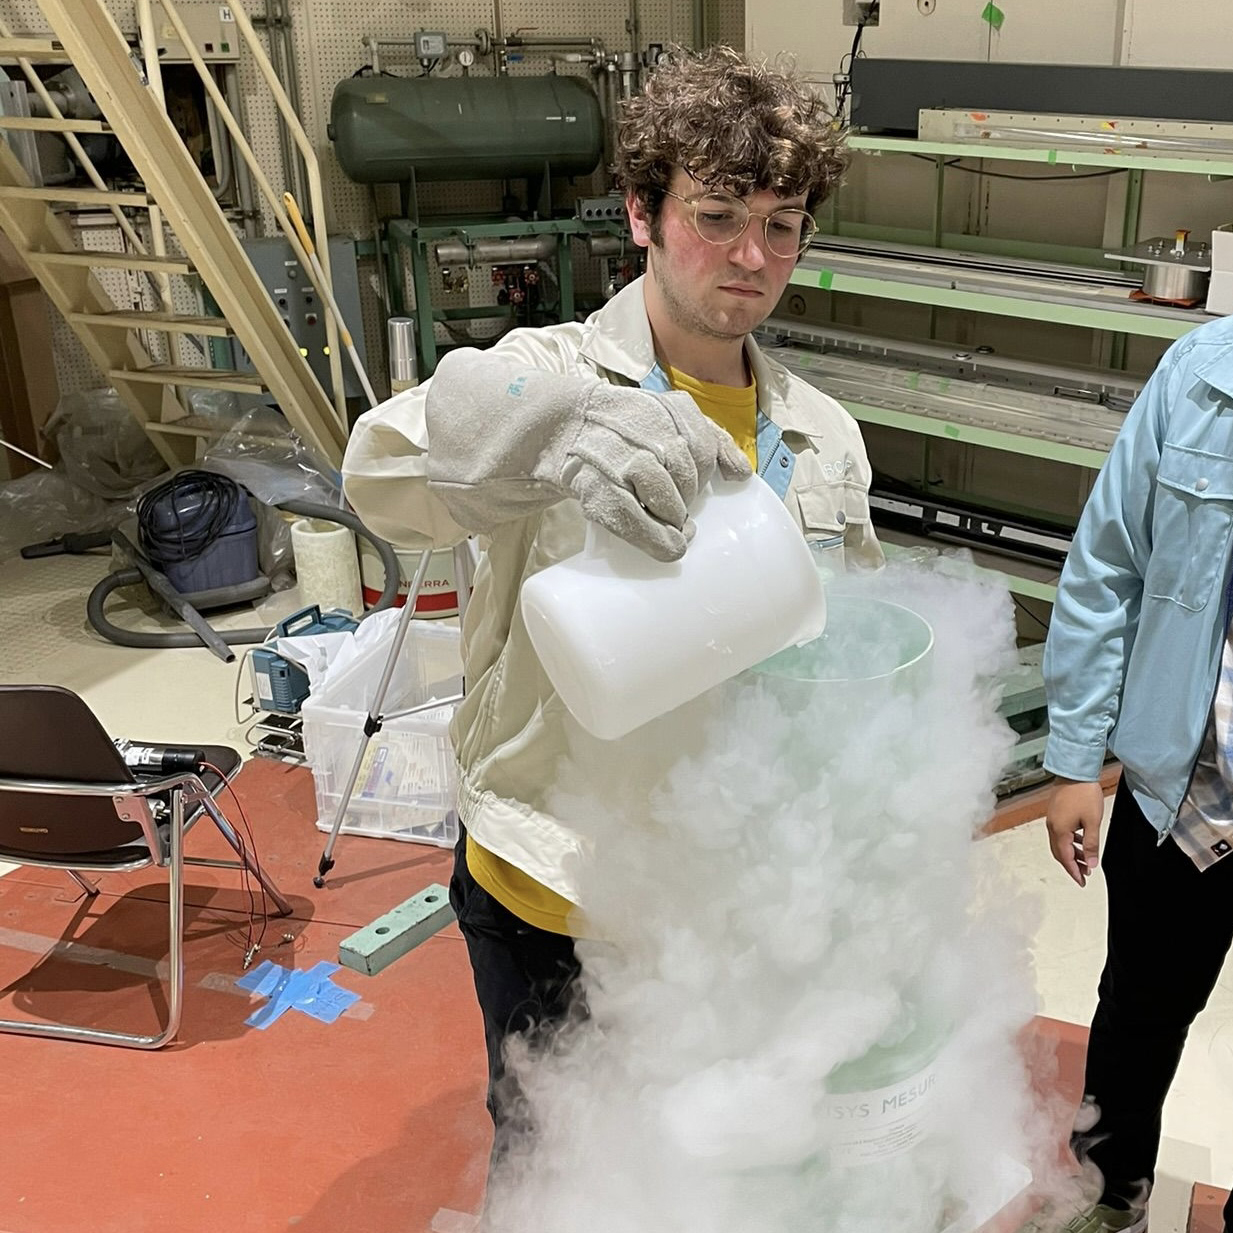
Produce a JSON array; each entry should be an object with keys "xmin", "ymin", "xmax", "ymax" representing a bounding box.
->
[{"xmin": 484, "ymin": 557, "xmax": 1053, "ymax": 1233}]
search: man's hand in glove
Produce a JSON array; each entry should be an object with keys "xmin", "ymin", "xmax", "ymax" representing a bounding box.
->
[
  {"xmin": 425, "ymin": 355, "xmax": 753, "ymax": 561},
  {"xmin": 548, "ymin": 382, "xmax": 751, "ymax": 560}
]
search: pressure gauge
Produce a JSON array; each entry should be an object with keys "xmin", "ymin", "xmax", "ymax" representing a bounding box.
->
[{"xmin": 458, "ymin": 48, "xmax": 475, "ymax": 68}]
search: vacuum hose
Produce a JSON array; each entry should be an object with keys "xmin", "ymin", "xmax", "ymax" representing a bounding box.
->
[{"xmin": 86, "ymin": 499, "xmax": 402, "ymax": 651}]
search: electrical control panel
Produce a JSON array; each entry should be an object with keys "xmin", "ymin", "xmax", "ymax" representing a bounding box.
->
[
  {"xmin": 208, "ymin": 236, "xmax": 368, "ymax": 401},
  {"xmin": 153, "ymin": 2, "xmax": 242, "ymax": 64}
]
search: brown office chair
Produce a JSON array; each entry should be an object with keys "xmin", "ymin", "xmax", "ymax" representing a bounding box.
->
[{"xmin": 0, "ymin": 684, "xmax": 293, "ymax": 1048}]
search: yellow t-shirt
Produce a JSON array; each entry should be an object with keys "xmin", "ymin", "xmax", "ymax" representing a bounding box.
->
[
  {"xmin": 663, "ymin": 364, "xmax": 758, "ymax": 468},
  {"xmin": 466, "ymin": 367, "xmax": 759, "ymax": 935}
]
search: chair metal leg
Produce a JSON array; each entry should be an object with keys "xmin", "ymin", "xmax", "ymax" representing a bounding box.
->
[
  {"xmin": 0, "ymin": 794, "xmax": 185, "ymax": 1049},
  {"xmin": 66, "ymin": 870, "xmax": 100, "ymax": 896},
  {"xmin": 201, "ymin": 797, "xmax": 294, "ymax": 917}
]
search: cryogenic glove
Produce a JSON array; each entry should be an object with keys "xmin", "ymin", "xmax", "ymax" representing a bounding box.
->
[{"xmin": 425, "ymin": 350, "xmax": 752, "ymax": 561}]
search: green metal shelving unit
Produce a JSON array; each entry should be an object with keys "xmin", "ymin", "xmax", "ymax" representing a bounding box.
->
[{"xmin": 804, "ymin": 133, "xmax": 1233, "ymax": 601}]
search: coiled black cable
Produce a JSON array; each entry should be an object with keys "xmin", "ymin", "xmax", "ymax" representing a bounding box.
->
[{"xmin": 137, "ymin": 470, "xmax": 242, "ymax": 566}]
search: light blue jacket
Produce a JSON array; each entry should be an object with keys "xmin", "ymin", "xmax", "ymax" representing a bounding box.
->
[{"xmin": 1044, "ymin": 314, "xmax": 1233, "ymax": 836}]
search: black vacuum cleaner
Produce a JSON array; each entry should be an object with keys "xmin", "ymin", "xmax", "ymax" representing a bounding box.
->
[{"xmin": 24, "ymin": 470, "xmax": 400, "ymax": 663}]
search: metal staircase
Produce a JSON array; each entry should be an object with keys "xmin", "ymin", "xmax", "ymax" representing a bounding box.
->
[{"xmin": 0, "ymin": 2, "xmax": 349, "ymax": 470}]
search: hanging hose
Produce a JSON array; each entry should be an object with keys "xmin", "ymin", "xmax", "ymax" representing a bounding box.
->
[{"xmin": 86, "ymin": 499, "xmax": 402, "ymax": 651}]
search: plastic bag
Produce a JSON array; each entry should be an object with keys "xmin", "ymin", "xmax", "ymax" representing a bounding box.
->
[
  {"xmin": 201, "ymin": 405, "xmax": 342, "ymax": 507},
  {"xmin": 0, "ymin": 467, "xmax": 126, "ymax": 558},
  {"xmin": 43, "ymin": 388, "xmax": 167, "ymax": 499}
]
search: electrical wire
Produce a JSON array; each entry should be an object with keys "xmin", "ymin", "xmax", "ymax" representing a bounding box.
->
[
  {"xmin": 835, "ymin": 0, "xmax": 879, "ymax": 118},
  {"xmin": 911, "ymin": 153, "xmax": 1126, "ymax": 182},
  {"xmin": 137, "ymin": 470, "xmax": 243, "ymax": 566},
  {"xmin": 201, "ymin": 760, "xmax": 271, "ymax": 968},
  {"xmin": 1013, "ymin": 596, "xmax": 1051, "ymax": 634}
]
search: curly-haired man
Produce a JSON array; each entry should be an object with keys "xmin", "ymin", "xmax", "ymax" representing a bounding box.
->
[{"xmin": 343, "ymin": 44, "xmax": 882, "ymax": 1171}]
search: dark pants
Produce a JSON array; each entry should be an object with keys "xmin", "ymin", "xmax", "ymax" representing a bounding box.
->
[
  {"xmin": 1073, "ymin": 778, "xmax": 1233, "ymax": 1227},
  {"xmin": 448, "ymin": 825, "xmax": 583, "ymax": 1162}
]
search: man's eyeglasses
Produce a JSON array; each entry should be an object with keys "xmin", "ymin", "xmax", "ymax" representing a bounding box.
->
[{"xmin": 662, "ymin": 189, "xmax": 817, "ymax": 258}]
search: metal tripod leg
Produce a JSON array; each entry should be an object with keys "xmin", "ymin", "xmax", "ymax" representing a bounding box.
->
[
  {"xmin": 312, "ymin": 539, "xmax": 476, "ymax": 887},
  {"xmin": 313, "ymin": 548, "xmax": 434, "ymax": 886}
]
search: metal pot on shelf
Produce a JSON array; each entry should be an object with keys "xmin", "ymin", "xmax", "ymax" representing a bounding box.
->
[{"xmin": 1106, "ymin": 229, "xmax": 1212, "ymax": 303}]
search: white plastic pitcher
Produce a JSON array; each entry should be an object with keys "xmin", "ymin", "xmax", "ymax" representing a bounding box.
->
[{"xmin": 520, "ymin": 476, "xmax": 827, "ymax": 740}]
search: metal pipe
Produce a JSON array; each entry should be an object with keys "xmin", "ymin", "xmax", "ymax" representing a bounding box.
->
[
  {"xmin": 504, "ymin": 35, "xmax": 602, "ymax": 48},
  {"xmin": 618, "ymin": 51, "xmax": 639, "ymax": 99},
  {"xmin": 203, "ymin": 88, "xmax": 234, "ymax": 202},
  {"xmin": 370, "ymin": 185, "xmax": 391, "ymax": 312},
  {"xmin": 364, "ymin": 35, "xmax": 484, "ymax": 49},
  {"xmin": 692, "ymin": 0, "xmax": 706, "ymax": 48},
  {"xmin": 628, "ymin": 0, "xmax": 641, "ymax": 55},
  {"xmin": 602, "ymin": 62, "xmax": 619, "ymax": 186},
  {"xmin": 260, "ymin": 0, "xmax": 305, "ymax": 214},
  {"xmin": 434, "ymin": 235, "xmax": 558, "ymax": 265},
  {"xmin": 492, "ymin": 0, "xmax": 507, "ymax": 74},
  {"xmin": 263, "ymin": 0, "xmax": 297, "ymax": 211},
  {"xmin": 27, "ymin": 87, "xmax": 70, "ymax": 117},
  {"xmin": 587, "ymin": 234, "xmax": 628, "ymax": 257},
  {"xmin": 223, "ymin": 66, "xmax": 258, "ymax": 238},
  {"xmin": 274, "ymin": 0, "xmax": 311, "ymax": 213}
]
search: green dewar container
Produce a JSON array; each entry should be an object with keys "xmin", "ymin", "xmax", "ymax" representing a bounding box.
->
[
  {"xmin": 329, "ymin": 75, "xmax": 604, "ymax": 184},
  {"xmin": 751, "ymin": 596, "xmax": 945, "ymax": 1168}
]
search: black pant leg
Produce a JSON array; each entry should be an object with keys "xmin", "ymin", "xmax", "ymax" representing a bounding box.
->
[
  {"xmin": 1074, "ymin": 778, "xmax": 1233, "ymax": 1209},
  {"xmin": 448, "ymin": 826, "xmax": 582, "ymax": 1159}
]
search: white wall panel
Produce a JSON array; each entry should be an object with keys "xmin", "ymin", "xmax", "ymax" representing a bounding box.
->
[
  {"xmin": 1120, "ymin": 0, "xmax": 1233, "ymax": 68},
  {"xmin": 749, "ymin": 0, "xmax": 1122, "ymax": 103}
]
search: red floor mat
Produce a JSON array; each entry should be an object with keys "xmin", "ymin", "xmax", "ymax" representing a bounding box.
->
[{"xmin": 0, "ymin": 760, "xmax": 1121, "ymax": 1233}]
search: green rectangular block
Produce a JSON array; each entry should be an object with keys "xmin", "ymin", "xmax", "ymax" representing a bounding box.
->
[{"xmin": 338, "ymin": 882, "xmax": 455, "ymax": 976}]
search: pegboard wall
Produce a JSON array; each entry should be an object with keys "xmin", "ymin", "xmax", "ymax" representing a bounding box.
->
[{"xmin": 1, "ymin": 0, "xmax": 743, "ymax": 400}]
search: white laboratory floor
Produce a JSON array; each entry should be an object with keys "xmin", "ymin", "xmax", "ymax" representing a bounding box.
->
[{"xmin": 3, "ymin": 548, "xmax": 1233, "ymax": 1231}]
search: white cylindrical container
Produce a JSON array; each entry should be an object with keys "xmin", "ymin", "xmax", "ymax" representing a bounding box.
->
[
  {"xmin": 519, "ymin": 477, "xmax": 827, "ymax": 741},
  {"xmin": 290, "ymin": 518, "xmax": 363, "ymax": 616},
  {"xmin": 359, "ymin": 540, "xmax": 458, "ymax": 618}
]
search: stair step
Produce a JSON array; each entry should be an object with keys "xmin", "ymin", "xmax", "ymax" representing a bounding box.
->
[
  {"xmin": 0, "ymin": 185, "xmax": 152, "ymax": 207},
  {"xmin": 110, "ymin": 365, "xmax": 266, "ymax": 394},
  {"xmin": 27, "ymin": 249, "xmax": 194, "ymax": 274},
  {"xmin": 0, "ymin": 37, "xmax": 72, "ymax": 64},
  {"xmin": 0, "ymin": 116, "xmax": 109, "ymax": 134},
  {"xmin": 72, "ymin": 310, "xmax": 234, "ymax": 337},
  {"xmin": 142, "ymin": 415, "xmax": 244, "ymax": 440}
]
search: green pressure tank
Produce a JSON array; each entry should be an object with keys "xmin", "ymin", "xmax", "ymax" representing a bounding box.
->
[{"xmin": 328, "ymin": 74, "xmax": 604, "ymax": 184}]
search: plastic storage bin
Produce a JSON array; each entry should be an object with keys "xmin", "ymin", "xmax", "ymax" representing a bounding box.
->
[{"xmin": 302, "ymin": 622, "xmax": 462, "ymax": 847}]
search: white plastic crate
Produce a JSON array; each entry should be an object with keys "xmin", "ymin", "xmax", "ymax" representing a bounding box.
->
[{"xmin": 302, "ymin": 621, "xmax": 462, "ymax": 848}]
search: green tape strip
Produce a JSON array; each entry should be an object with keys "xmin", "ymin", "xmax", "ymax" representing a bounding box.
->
[
  {"xmin": 944, "ymin": 424, "xmax": 960, "ymax": 439},
  {"xmin": 1047, "ymin": 149, "xmax": 1059, "ymax": 164},
  {"xmin": 980, "ymin": 2, "xmax": 1005, "ymax": 30},
  {"xmin": 817, "ymin": 269, "xmax": 834, "ymax": 290}
]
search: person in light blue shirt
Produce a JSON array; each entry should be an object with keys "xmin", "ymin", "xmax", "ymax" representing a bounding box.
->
[{"xmin": 1039, "ymin": 312, "xmax": 1233, "ymax": 1233}]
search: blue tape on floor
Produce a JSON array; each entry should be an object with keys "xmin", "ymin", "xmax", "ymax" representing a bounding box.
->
[
  {"xmin": 235, "ymin": 960, "xmax": 361, "ymax": 1030},
  {"xmin": 235, "ymin": 960, "xmax": 282, "ymax": 997}
]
